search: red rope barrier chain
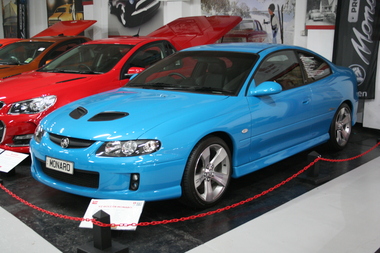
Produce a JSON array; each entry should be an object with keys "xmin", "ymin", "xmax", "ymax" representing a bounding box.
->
[{"xmin": 1, "ymin": 141, "xmax": 379, "ymax": 228}]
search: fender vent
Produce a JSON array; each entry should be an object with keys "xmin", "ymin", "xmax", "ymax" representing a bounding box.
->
[
  {"xmin": 69, "ymin": 106, "xmax": 88, "ymax": 119},
  {"xmin": 88, "ymin": 111, "xmax": 129, "ymax": 121}
]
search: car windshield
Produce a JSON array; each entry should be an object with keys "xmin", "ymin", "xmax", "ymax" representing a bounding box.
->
[
  {"xmin": 235, "ymin": 20, "xmax": 255, "ymax": 30},
  {"xmin": 40, "ymin": 44, "xmax": 133, "ymax": 74},
  {"xmin": 0, "ymin": 42, "xmax": 53, "ymax": 65},
  {"xmin": 127, "ymin": 51, "xmax": 257, "ymax": 96}
]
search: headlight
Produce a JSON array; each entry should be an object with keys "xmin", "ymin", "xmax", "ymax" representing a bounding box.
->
[
  {"xmin": 34, "ymin": 124, "xmax": 45, "ymax": 143},
  {"xmin": 97, "ymin": 140, "xmax": 161, "ymax": 157},
  {"xmin": 9, "ymin": 95, "xmax": 57, "ymax": 114}
]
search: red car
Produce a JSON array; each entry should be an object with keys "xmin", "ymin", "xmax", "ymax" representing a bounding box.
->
[
  {"xmin": 0, "ymin": 16, "xmax": 241, "ymax": 153},
  {"xmin": 221, "ymin": 19, "xmax": 267, "ymax": 43},
  {"xmin": 0, "ymin": 38, "xmax": 22, "ymax": 48},
  {"xmin": 0, "ymin": 20, "xmax": 96, "ymax": 79}
]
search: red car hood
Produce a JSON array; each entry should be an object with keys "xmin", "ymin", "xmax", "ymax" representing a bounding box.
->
[
  {"xmin": 0, "ymin": 71, "xmax": 92, "ymax": 102},
  {"xmin": 0, "ymin": 38, "xmax": 22, "ymax": 48},
  {"xmin": 147, "ymin": 16, "xmax": 242, "ymax": 50},
  {"xmin": 32, "ymin": 20, "xmax": 97, "ymax": 37}
]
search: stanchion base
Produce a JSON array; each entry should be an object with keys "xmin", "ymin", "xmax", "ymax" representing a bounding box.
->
[
  {"xmin": 77, "ymin": 241, "xmax": 129, "ymax": 253},
  {"xmin": 298, "ymin": 173, "xmax": 331, "ymax": 185}
]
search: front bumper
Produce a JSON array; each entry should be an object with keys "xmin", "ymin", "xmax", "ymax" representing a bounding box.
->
[
  {"xmin": 30, "ymin": 133, "xmax": 185, "ymax": 201},
  {"xmin": 0, "ymin": 114, "xmax": 38, "ymax": 153}
]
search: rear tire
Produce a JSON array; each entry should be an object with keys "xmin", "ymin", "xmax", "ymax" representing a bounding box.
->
[
  {"xmin": 327, "ymin": 103, "xmax": 352, "ymax": 151},
  {"xmin": 181, "ymin": 136, "xmax": 232, "ymax": 209}
]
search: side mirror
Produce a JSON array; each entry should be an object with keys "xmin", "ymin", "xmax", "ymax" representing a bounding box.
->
[
  {"xmin": 248, "ymin": 81, "xmax": 282, "ymax": 96},
  {"xmin": 124, "ymin": 67, "xmax": 145, "ymax": 79}
]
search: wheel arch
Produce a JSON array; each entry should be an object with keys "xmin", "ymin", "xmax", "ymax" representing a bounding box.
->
[
  {"xmin": 192, "ymin": 131, "xmax": 235, "ymax": 165},
  {"xmin": 341, "ymin": 99, "xmax": 357, "ymax": 125}
]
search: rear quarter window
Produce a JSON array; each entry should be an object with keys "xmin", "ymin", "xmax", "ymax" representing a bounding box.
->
[{"xmin": 298, "ymin": 52, "xmax": 331, "ymax": 83}]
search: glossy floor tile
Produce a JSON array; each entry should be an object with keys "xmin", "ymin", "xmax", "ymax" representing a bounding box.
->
[{"xmin": 188, "ymin": 156, "xmax": 380, "ymax": 253}]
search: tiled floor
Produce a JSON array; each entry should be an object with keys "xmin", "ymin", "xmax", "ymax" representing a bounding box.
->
[{"xmin": 0, "ymin": 124, "xmax": 379, "ymax": 253}]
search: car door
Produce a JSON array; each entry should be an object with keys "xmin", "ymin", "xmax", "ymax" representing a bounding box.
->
[
  {"xmin": 297, "ymin": 50, "xmax": 335, "ymax": 138},
  {"xmin": 247, "ymin": 50, "xmax": 313, "ymax": 162}
]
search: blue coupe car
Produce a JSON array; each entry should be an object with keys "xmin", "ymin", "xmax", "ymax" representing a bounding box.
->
[{"xmin": 30, "ymin": 43, "xmax": 358, "ymax": 208}]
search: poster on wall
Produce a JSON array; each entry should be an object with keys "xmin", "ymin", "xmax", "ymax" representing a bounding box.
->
[
  {"xmin": 201, "ymin": 0, "xmax": 295, "ymax": 45},
  {"xmin": 108, "ymin": 0, "xmax": 163, "ymax": 37},
  {"xmin": 2, "ymin": 0, "xmax": 18, "ymax": 37},
  {"xmin": 2, "ymin": 0, "xmax": 27, "ymax": 38},
  {"xmin": 333, "ymin": 0, "xmax": 379, "ymax": 99},
  {"xmin": 305, "ymin": 0, "xmax": 337, "ymax": 30},
  {"xmin": 46, "ymin": 0, "xmax": 84, "ymax": 27}
]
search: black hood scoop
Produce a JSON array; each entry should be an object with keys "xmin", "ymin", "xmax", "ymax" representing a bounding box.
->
[
  {"xmin": 69, "ymin": 106, "xmax": 88, "ymax": 119},
  {"xmin": 88, "ymin": 111, "xmax": 129, "ymax": 121}
]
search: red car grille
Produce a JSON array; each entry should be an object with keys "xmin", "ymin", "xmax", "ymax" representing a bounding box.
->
[{"xmin": 0, "ymin": 121, "xmax": 4, "ymax": 143}]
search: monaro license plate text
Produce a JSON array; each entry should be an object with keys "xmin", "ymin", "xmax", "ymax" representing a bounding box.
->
[{"xmin": 46, "ymin": 157, "xmax": 74, "ymax": 174}]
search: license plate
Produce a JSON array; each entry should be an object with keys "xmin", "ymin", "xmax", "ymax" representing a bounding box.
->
[{"xmin": 46, "ymin": 156, "xmax": 74, "ymax": 175}]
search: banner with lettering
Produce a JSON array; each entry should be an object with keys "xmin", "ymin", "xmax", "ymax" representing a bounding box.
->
[
  {"xmin": 333, "ymin": 0, "xmax": 379, "ymax": 99},
  {"xmin": 16, "ymin": 0, "xmax": 28, "ymax": 38}
]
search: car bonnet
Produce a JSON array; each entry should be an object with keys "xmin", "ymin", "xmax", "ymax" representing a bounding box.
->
[
  {"xmin": 41, "ymin": 88, "xmax": 229, "ymax": 141},
  {"xmin": 147, "ymin": 16, "xmax": 242, "ymax": 50},
  {"xmin": 0, "ymin": 71, "xmax": 92, "ymax": 102}
]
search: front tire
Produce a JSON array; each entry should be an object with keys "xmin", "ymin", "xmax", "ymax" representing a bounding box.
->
[
  {"xmin": 328, "ymin": 103, "xmax": 352, "ymax": 151},
  {"xmin": 181, "ymin": 136, "xmax": 232, "ymax": 209}
]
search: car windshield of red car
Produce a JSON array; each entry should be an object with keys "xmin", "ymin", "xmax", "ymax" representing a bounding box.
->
[
  {"xmin": 0, "ymin": 42, "xmax": 53, "ymax": 65},
  {"xmin": 39, "ymin": 44, "xmax": 134, "ymax": 74}
]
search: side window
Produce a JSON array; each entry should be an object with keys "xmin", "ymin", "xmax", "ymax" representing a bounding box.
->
[
  {"xmin": 254, "ymin": 50, "xmax": 304, "ymax": 90},
  {"xmin": 121, "ymin": 41, "xmax": 170, "ymax": 79},
  {"xmin": 298, "ymin": 51, "xmax": 331, "ymax": 83}
]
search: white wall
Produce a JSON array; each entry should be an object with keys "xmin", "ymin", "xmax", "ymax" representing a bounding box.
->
[
  {"xmin": 28, "ymin": 0, "xmax": 47, "ymax": 37},
  {"xmin": 293, "ymin": 0, "xmax": 335, "ymax": 61}
]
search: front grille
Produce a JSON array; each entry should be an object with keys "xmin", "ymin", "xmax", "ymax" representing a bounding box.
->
[
  {"xmin": 39, "ymin": 159, "xmax": 99, "ymax": 188},
  {"xmin": 0, "ymin": 121, "xmax": 5, "ymax": 143},
  {"xmin": 49, "ymin": 133, "xmax": 96, "ymax": 148}
]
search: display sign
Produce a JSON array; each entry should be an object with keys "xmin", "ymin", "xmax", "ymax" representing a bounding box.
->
[
  {"xmin": 80, "ymin": 199, "xmax": 145, "ymax": 231},
  {"xmin": 0, "ymin": 149, "xmax": 29, "ymax": 173},
  {"xmin": 333, "ymin": 0, "xmax": 379, "ymax": 99}
]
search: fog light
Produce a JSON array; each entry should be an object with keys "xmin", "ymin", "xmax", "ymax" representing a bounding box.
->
[
  {"xmin": 129, "ymin": 173, "xmax": 140, "ymax": 191},
  {"xmin": 13, "ymin": 134, "xmax": 34, "ymax": 145}
]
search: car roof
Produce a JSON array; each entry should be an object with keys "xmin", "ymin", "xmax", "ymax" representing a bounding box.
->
[{"xmin": 182, "ymin": 43, "xmax": 309, "ymax": 55}]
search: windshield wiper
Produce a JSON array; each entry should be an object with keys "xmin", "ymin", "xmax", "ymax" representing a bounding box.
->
[
  {"xmin": 128, "ymin": 83, "xmax": 178, "ymax": 89},
  {"xmin": 43, "ymin": 69, "xmax": 80, "ymax": 73},
  {"xmin": 0, "ymin": 61, "xmax": 19, "ymax": 65},
  {"xmin": 190, "ymin": 86, "xmax": 233, "ymax": 94}
]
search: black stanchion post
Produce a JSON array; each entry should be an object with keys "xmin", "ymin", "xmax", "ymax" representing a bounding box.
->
[
  {"xmin": 307, "ymin": 151, "xmax": 321, "ymax": 178},
  {"xmin": 93, "ymin": 210, "xmax": 112, "ymax": 250},
  {"xmin": 298, "ymin": 151, "xmax": 330, "ymax": 185},
  {"xmin": 77, "ymin": 210, "xmax": 129, "ymax": 253}
]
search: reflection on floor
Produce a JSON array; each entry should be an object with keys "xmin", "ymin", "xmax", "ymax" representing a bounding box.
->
[{"xmin": 0, "ymin": 124, "xmax": 379, "ymax": 253}]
